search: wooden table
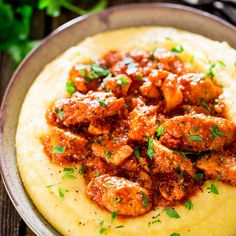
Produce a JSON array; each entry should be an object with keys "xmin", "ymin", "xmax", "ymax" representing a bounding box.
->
[{"xmin": 0, "ymin": 0, "xmax": 233, "ymax": 235}]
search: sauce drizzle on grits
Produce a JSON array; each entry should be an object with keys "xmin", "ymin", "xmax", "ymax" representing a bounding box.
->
[{"xmin": 41, "ymin": 48, "xmax": 236, "ymax": 217}]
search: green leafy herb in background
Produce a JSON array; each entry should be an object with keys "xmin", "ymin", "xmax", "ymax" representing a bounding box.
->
[{"xmin": 0, "ymin": 0, "xmax": 107, "ymax": 66}]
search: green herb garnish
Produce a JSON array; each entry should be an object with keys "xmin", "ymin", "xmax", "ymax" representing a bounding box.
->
[
  {"xmin": 62, "ymin": 173, "xmax": 77, "ymax": 180},
  {"xmin": 111, "ymin": 210, "xmax": 118, "ymax": 223},
  {"xmin": 56, "ymin": 108, "xmax": 64, "ymax": 118},
  {"xmin": 63, "ymin": 167, "xmax": 74, "ymax": 173},
  {"xmin": 170, "ymin": 233, "xmax": 180, "ymax": 236},
  {"xmin": 94, "ymin": 171, "xmax": 99, "ymax": 177},
  {"xmin": 211, "ymin": 124, "xmax": 224, "ymax": 138},
  {"xmin": 115, "ymin": 225, "xmax": 124, "ymax": 229},
  {"xmin": 117, "ymin": 75, "xmax": 129, "ymax": 87},
  {"xmin": 103, "ymin": 150, "xmax": 112, "ymax": 162},
  {"xmin": 156, "ymin": 126, "xmax": 164, "ymax": 137},
  {"xmin": 189, "ymin": 135, "xmax": 202, "ymax": 141},
  {"xmin": 134, "ymin": 146, "xmax": 141, "ymax": 160},
  {"xmin": 66, "ymin": 81, "xmax": 76, "ymax": 95},
  {"xmin": 147, "ymin": 137, "xmax": 154, "ymax": 159},
  {"xmin": 185, "ymin": 200, "xmax": 193, "ymax": 211},
  {"xmin": 171, "ymin": 46, "xmax": 184, "ymax": 54},
  {"xmin": 142, "ymin": 193, "xmax": 149, "ymax": 207},
  {"xmin": 99, "ymin": 100, "xmax": 108, "ymax": 108},
  {"xmin": 79, "ymin": 165, "xmax": 86, "ymax": 175},
  {"xmin": 114, "ymin": 197, "xmax": 122, "ymax": 205},
  {"xmin": 58, "ymin": 187, "xmax": 68, "ymax": 200},
  {"xmin": 98, "ymin": 220, "xmax": 108, "ymax": 234},
  {"xmin": 206, "ymin": 64, "xmax": 216, "ymax": 77},
  {"xmin": 52, "ymin": 145, "xmax": 66, "ymax": 154},
  {"xmin": 164, "ymin": 207, "xmax": 180, "ymax": 218},
  {"xmin": 200, "ymin": 98, "xmax": 210, "ymax": 111},
  {"xmin": 194, "ymin": 173, "xmax": 203, "ymax": 181}
]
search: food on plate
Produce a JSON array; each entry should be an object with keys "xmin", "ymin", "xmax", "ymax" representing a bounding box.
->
[{"xmin": 16, "ymin": 27, "xmax": 236, "ymax": 236}]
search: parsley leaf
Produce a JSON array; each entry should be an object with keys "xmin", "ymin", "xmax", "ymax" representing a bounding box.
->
[
  {"xmin": 111, "ymin": 210, "xmax": 118, "ymax": 223},
  {"xmin": 164, "ymin": 207, "xmax": 180, "ymax": 218},
  {"xmin": 209, "ymin": 183, "xmax": 219, "ymax": 194},
  {"xmin": 52, "ymin": 145, "xmax": 66, "ymax": 154},
  {"xmin": 114, "ymin": 197, "xmax": 122, "ymax": 205},
  {"xmin": 171, "ymin": 46, "xmax": 184, "ymax": 54},
  {"xmin": 211, "ymin": 124, "xmax": 224, "ymax": 139},
  {"xmin": 58, "ymin": 187, "xmax": 68, "ymax": 200},
  {"xmin": 194, "ymin": 173, "xmax": 203, "ymax": 181},
  {"xmin": 99, "ymin": 100, "xmax": 108, "ymax": 108},
  {"xmin": 38, "ymin": 0, "xmax": 108, "ymax": 17},
  {"xmin": 94, "ymin": 171, "xmax": 99, "ymax": 177},
  {"xmin": 189, "ymin": 135, "xmax": 202, "ymax": 141},
  {"xmin": 206, "ymin": 64, "xmax": 216, "ymax": 77},
  {"xmin": 184, "ymin": 200, "xmax": 193, "ymax": 211},
  {"xmin": 170, "ymin": 233, "xmax": 180, "ymax": 236},
  {"xmin": 142, "ymin": 193, "xmax": 149, "ymax": 207},
  {"xmin": 79, "ymin": 165, "xmax": 86, "ymax": 175},
  {"xmin": 103, "ymin": 150, "xmax": 112, "ymax": 162},
  {"xmin": 115, "ymin": 225, "xmax": 124, "ymax": 229},
  {"xmin": 98, "ymin": 220, "xmax": 108, "ymax": 234},
  {"xmin": 134, "ymin": 146, "xmax": 141, "ymax": 160},
  {"xmin": 66, "ymin": 81, "xmax": 75, "ymax": 95},
  {"xmin": 147, "ymin": 136, "xmax": 155, "ymax": 159},
  {"xmin": 62, "ymin": 173, "xmax": 77, "ymax": 180},
  {"xmin": 117, "ymin": 75, "xmax": 129, "ymax": 87},
  {"xmin": 156, "ymin": 126, "xmax": 164, "ymax": 137},
  {"xmin": 63, "ymin": 167, "xmax": 74, "ymax": 173},
  {"xmin": 56, "ymin": 108, "xmax": 64, "ymax": 118}
]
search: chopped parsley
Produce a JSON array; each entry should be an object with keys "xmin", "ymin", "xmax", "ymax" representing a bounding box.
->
[
  {"xmin": 91, "ymin": 64, "xmax": 110, "ymax": 77},
  {"xmin": 117, "ymin": 75, "xmax": 129, "ymax": 87},
  {"xmin": 149, "ymin": 47, "xmax": 156, "ymax": 60},
  {"xmin": 209, "ymin": 183, "xmax": 219, "ymax": 195},
  {"xmin": 148, "ymin": 219, "xmax": 161, "ymax": 226},
  {"xmin": 99, "ymin": 100, "xmax": 108, "ymax": 108},
  {"xmin": 179, "ymin": 170, "xmax": 184, "ymax": 180},
  {"xmin": 164, "ymin": 207, "xmax": 180, "ymax": 218},
  {"xmin": 217, "ymin": 60, "xmax": 226, "ymax": 68},
  {"xmin": 98, "ymin": 220, "xmax": 108, "ymax": 234},
  {"xmin": 184, "ymin": 200, "xmax": 193, "ymax": 211},
  {"xmin": 206, "ymin": 63, "xmax": 216, "ymax": 77},
  {"xmin": 170, "ymin": 233, "xmax": 180, "ymax": 236},
  {"xmin": 114, "ymin": 197, "xmax": 122, "ymax": 205},
  {"xmin": 189, "ymin": 135, "xmax": 202, "ymax": 141},
  {"xmin": 123, "ymin": 104, "xmax": 129, "ymax": 109},
  {"xmin": 52, "ymin": 145, "xmax": 66, "ymax": 154},
  {"xmin": 200, "ymin": 98, "xmax": 210, "ymax": 111},
  {"xmin": 111, "ymin": 210, "xmax": 118, "ymax": 223},
  {"xmin": 207, "ymin": 175, "xmax": 223, "ymax": 194},
  {"xmin": 66, "ymin": 81, "xmax": 76, "ymax": 95},
  {"xmin": 142, "ymin": 193, "xmax": 149, "ymax": 207},
  {"xmin": 115, "ymin": 225, "xmax": 124, "ymax": 229},
  {"xmin": 134, "ymin": 146, "xmax": 141, "ymax": 160},
  {"xmin": 63, "ymin": 167, "xmax": 74, "ymax": 173},
  {"xmin": 103, "ymin": 182, "xmax": 110, "ymax": 187},
  {"xmin": 58, "ymin": 187, "xmax": 68, "ymax": 200},
  {"xmin": 211, "ymin": 124, "xmax": 224, "ymax": 139},
  {"xmin": 147, "ymin": 136, "xmax": 155, "ymax": 159},
  {"xmin": 62, "ymin": 173, "xmax": 77, "ymax": 180},
  {"xmin": 193, "ymin": 126, "xmax": 200, "ymax": 133},
  {"xmin": 56, "ymin": 108, "xmax": 64, "ymax": 118},
  {"xmin": 79, "ymin": 165, "xmax": 86, "ymax": 175},
  {"xmin": 156, "ymin": 126, "xmax": 164, "ymax": 137},
  {"xmin": 171, "ymin": 45, "xmax": 184, "ymax": 54},
  {"xmin": 94, "ymin": 171, "xmax": 99, "ymax": 177},
  {"xmin": 194, "ymin": 173, "xmax": 203, "ymax": 181},
  {"xmin": 113, "ymin": 138, "xmax": 119, "ymax": 145},
  {"xmin": 103, "ymin": 150, "xmax": 112, "ymax": 162}
]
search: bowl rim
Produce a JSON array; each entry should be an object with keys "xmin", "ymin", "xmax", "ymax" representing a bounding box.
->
[{"xmin": 0, "ymin": 2, "xmax": 236, "ymax": 236}]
